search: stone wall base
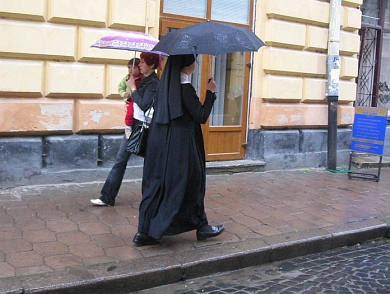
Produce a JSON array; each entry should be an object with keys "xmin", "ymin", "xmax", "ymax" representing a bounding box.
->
[
  {"xmin": 245, "ymin": 127, "xmax": 362, "ymax": 171},
  {"xmin": 1, "ymin": 127, "xmax": 390, "ymax": 189},
  {"xmin": 0, "ymin": 134, "xmax": 144, "ymax": 189}
]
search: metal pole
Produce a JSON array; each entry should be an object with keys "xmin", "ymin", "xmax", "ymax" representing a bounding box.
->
[{"xmin": 326, "ymin": 0, "xmax": 341, "ymax": 170}]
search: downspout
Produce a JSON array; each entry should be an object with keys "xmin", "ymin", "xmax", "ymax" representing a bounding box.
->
[
  {"xmin": 326, "ymin": 0, "xmax": 342, "ymax": 171},
  {"xmin": 246, "ymin": 0, "xmax": 258, "ymax": 148},
  {"xmin": 145, "ymin": 0, "xmax": 149, "ymax": 34}
]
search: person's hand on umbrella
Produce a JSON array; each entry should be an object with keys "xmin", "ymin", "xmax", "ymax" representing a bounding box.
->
[{"xmin": 207, "ymin": 77, "xmax": 217, "ymax": 93}]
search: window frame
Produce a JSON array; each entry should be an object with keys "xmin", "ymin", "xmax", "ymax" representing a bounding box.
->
[{"xmin": 160, "ymin": 0, "xmax": 254, "ymax": 29}]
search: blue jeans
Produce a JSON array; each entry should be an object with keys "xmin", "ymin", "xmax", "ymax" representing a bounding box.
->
[{"xmin": 99, "ymin": 134, "xmax": 132, "ymax": 206}]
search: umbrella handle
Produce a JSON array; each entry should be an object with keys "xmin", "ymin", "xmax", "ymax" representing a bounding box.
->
[
  {"xmin": 208, "ymin": 55, "xmax": 215, "ymax": 79},
  {"xmin": 192, "ymin": 47, "xmax": 198, "ymax": 64}
]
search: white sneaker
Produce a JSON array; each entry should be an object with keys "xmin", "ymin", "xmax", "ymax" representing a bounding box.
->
[{"xmin": 90, "ymin": 199, "xmax": 110, "ymax": 206}]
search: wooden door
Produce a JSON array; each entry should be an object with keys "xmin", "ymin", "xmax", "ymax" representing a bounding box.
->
[{"xmin": 159, "ymin": 20, "xmax": 251, "ymax": 161}]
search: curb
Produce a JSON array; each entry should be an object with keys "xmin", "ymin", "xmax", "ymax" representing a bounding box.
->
[{"xmin": 1, "ymin": 220, "xmax": 388, "ymax": 294}]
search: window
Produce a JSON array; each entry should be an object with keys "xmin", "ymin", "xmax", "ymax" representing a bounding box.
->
[
  {"xmin": 385, "ymin": 0, "xmax": 390, "ymax": 30},
  {"xmin": 211, "ymin": 0, "xmax": 250, "ymax": 25},
  {"xmin": 380, "ymin": 33, "xmax": 390, "ymax": 82},
  {"xmin": 361, "ymin": 0, "xmax": 380, "ymax": 26},
  {"xmin": 163, "ymin": 0, "xmax": 207, "ymax": 18},
  {"xmin": 163, "ymin": 0, "xmax": 251, "ymax": 25}
]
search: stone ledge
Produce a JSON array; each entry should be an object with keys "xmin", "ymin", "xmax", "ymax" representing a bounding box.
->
[{"xmin": 206, "ymin": 160, "xmax": 266, "ymax": 174}]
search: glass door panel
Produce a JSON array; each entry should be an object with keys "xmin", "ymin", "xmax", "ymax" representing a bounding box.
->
[{"xmin": 210, "ymin": 52, "xmax": 245, "ymax": 126}]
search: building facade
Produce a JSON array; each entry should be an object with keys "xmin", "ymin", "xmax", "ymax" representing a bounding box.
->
[{"xmin": 2, "ymin": 0, "xmax": 388, "ymax": 187}]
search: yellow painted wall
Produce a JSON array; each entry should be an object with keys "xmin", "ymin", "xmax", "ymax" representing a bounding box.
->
[
  {"xmin": 0, "ymin": 0, "xmax": 363, "ymax": 135},
  {"xmin": 251, "ymin": 0, "xmax": 362, "ymax": 129},
  {"xmin": 0, "ymin": 0, "xmax": 159, "ymax": 135}
]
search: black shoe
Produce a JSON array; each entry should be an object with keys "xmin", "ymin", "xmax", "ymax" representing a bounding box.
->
[
  {"xmin": 133, "ymin": 232, "xmax": 161, "ymax": 246},
  {"xmin": 196, "ymin": 225, "xmax": 225, "ymax": 241}
]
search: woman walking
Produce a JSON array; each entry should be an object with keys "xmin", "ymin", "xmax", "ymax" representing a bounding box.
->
[{"xmin": 133, "ymin": 54, "xmax": 225, "ymax": 246}]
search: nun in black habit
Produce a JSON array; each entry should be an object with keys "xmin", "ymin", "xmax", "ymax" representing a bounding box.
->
[{"xmin": 133, "ymin": 54, "xmax": 225, "ymax": 246}]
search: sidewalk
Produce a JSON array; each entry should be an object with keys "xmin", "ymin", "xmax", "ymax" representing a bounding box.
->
[{"xmin": 1, "ymin": 167, "xmax": 390, "ymax": 293}]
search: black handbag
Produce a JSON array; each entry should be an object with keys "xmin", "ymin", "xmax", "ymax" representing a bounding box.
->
[
  {"xmin": 125, "ymin": 121, "xmax": 149, "ymax": 157},
  {"xmin": 125, "ymin": 107, "xmax": 152, "ymax": 157}
]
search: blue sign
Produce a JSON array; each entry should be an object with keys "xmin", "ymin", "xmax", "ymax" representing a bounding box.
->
[{"xmin": 350, "ymin": 106, "xmax": 387, "ymax": 155}]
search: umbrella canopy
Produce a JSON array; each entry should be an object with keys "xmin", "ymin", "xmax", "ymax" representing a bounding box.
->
[
  {"xmin": 152, "ymin": 21, "xmax": 265, "ymax": 56},
  {"xmin": 91, "ymin": 31, "xmax": 167, "ymax": 55}
]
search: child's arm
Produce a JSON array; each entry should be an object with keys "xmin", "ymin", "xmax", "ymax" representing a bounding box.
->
[{"xmin": 118, "ymin": 76, "xmax": 131, "ymax": 102}]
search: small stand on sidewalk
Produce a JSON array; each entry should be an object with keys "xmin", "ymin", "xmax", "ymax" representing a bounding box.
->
[
  {"xmin": 347, "ymin": 106, "xmax": 387, "ymax": 182},
  {"xmin": 348, "ymin": 152, "xmax": 383, "ymax": 182}
]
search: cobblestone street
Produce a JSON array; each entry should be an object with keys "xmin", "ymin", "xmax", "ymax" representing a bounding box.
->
[{"xmin": 136, "ymin": 238, "xmax": 390, "ymax": 293}]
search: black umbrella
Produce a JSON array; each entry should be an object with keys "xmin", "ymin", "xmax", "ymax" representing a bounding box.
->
[{"xmin": 152, "ymin": 21, "xmax": 265, "ymax": 56}]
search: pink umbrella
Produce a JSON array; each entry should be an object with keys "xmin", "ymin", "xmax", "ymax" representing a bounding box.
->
[{"xmin": 91, "ymin": 31, "xmax": 167, "ymax": 55}]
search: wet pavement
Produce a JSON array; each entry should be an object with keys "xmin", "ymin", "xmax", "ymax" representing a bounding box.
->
[
  {"xmin": 1, "ymin": 167, "xmax": 390, "ymax": 293},
  {"xmin": 136, "ymin": 238, "xmax": 390, "ymax": 293}
]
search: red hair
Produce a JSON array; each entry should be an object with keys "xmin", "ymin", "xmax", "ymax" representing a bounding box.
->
[{"xmin": 140, "ymin": 52, "xmax": 160, "ymax": 69}]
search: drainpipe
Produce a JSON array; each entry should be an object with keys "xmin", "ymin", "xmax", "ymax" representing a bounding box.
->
[
  {"xmin": 326, "ymin": 0, "xmax": 342, "ymax": 171},
  {"xmin": 145, "ymin": 0, "xmax": 149, "ymax": 34}
]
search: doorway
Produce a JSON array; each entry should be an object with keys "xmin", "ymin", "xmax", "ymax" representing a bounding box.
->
[
  {"xmin": 159, "ymin": 0, "xmax": 254, "ymax": 161},
  {"xmin": 357, "ymin": 0, "xmax": 390, "ymax": 113}
]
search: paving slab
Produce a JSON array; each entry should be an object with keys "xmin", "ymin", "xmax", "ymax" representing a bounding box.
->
[{"xmin": 0, "ymin": 167, "xmax": 390, "ymax": 293}]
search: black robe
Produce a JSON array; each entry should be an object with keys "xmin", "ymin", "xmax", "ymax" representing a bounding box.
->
[{"xmin": 138, "ymin": 84, "xmax": 216, "ymax": 240}]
